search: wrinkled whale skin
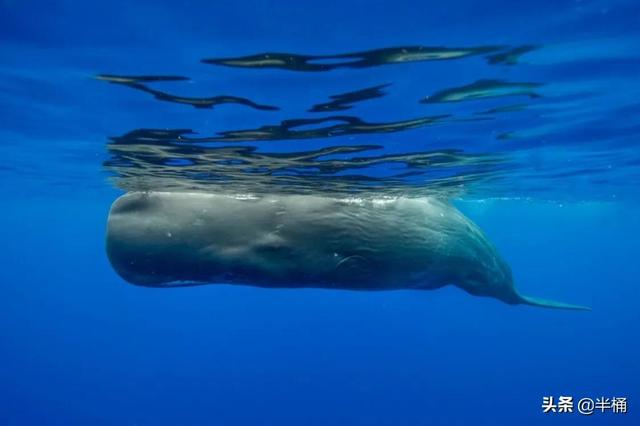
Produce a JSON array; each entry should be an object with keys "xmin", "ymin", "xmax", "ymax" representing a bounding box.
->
[{"xmin": 106, "ymin": 192, "xmax": 588, "ymax": 310}]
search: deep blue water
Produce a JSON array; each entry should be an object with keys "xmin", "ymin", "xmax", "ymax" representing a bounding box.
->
[{"xmin": 1, "ymin": 0, "xmax": 639, "ymax": 424}]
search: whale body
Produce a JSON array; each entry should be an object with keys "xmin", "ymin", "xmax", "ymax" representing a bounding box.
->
[{"xmin": 106, "ymin": 191, "xmax": 588, "ymax": 310}]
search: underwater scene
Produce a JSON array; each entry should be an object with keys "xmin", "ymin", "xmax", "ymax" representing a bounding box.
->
[{"xmin": 1, "ymin": 0, "xmax": 639, "ymax": 424}]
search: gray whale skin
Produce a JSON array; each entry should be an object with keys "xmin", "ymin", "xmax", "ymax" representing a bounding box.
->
[{"xmin": 106, "ymin": 192, "xmax": 589, "ymax": 310}]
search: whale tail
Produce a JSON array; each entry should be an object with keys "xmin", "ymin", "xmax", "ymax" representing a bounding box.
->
[{"xmin": 518, "ymin": 294, "xmax": 591, "ymax": 311}]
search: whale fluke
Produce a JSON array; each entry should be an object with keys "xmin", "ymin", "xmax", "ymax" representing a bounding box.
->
[{"xmin": 518, "ymin": 294, "xmax": 591, "ymax": 311}]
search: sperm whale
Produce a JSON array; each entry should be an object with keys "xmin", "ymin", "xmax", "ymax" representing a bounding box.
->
[{"xmin": 105, "ymin": 191, "xmax": 589, "ymax": 310}]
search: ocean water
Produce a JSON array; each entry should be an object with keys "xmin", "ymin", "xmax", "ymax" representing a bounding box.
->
[{"xmin": 1, "ymin": 0, "xmax": 639, "ymax": 424}]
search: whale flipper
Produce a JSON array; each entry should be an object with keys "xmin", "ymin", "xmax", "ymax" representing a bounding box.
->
[{"xmin": 518, "ymin": 294, "xmax": 591, "ymax": 311}]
